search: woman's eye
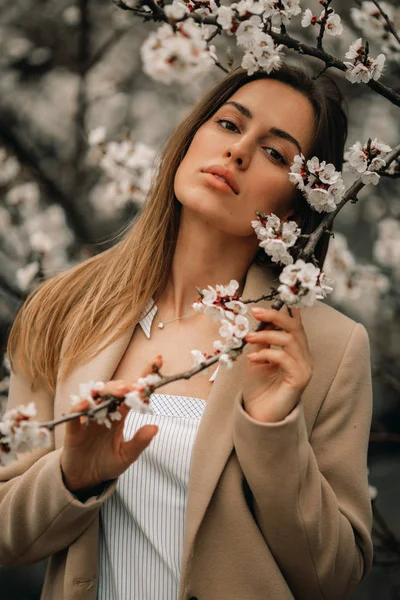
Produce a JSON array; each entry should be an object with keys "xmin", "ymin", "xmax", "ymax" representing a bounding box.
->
[
  {"xmin": 264, "ymin": 147, "xmax": 287, "ymax": 165},
  {"xmin": 217, "ymin": 118, "xmax": 240, "ymax": 133}
]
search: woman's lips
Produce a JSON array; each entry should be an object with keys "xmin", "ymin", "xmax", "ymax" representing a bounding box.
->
[{"xmin": 202, "ymin": 172, "xmax": 236, "ymax": 194}]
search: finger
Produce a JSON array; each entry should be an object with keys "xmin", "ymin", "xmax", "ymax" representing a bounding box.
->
[
  {"xmin": 120, "ymin": 424, "xmax": 159, "ymax": 465},
  {"xmin": 245, "ymin": 330, "xmax": 291, "ymax": 348},
  {"xmin": 248, "ymin": 348, "xmax": 311, "ymax": 388},
  {"xmin": 100, "ymin": 380, "xmax": 132, "ymax": 397},
  {"xmin": 252, "ymin": 307, "xmax": 301, "ymax": 333},
  {"xmin": 140, "ymin": 355, "xmax": 163, "ymax": 379},
  {"xmin": 246, "ymin": 329, "xmax": 306, "ymax": 362},
  {"xmin": 247, "ymin": 347, "xmax": 294, "ymax": 373},
  {"xmin": 66, "ymin": 399, "xmax": 90, "ymax": 433}
]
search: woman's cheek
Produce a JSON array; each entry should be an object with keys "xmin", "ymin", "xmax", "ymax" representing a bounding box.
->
[{"xmin": 265, "ymin": 178, "xmax": 296, "ymax": 216}]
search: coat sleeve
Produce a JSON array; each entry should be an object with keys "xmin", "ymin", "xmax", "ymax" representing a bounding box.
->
[
  {"xmin": 232, "ymin": 322, "xmax": 373, "ymax": 600},
  {"xmin": 0, "ymin": 368, "xmax": 117, "ymax": 568}
]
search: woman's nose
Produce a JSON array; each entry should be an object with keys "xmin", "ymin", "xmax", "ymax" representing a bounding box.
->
[{"xmin": 224, "ymin": 147, "xmax": 250, "ymax": 169}]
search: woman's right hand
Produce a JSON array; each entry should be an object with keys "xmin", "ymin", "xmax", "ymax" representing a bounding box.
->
[{"xmin": 60, "ymin": 356, "xmax": 162, "ymax": 494}]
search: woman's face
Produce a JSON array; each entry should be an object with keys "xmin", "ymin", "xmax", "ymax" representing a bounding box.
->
[{"xmin": 174, "ymin": 78, "xmax": 316, "ymax": 238}]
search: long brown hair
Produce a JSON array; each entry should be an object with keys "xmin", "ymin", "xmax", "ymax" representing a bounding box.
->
[{"xmin": 7, "ymin": 63, "xmax": 348, "ymax": 394}]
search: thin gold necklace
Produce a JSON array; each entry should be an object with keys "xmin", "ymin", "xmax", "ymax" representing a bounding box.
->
[{"xmin": 157, "ymin": 310, "xmax": 196, "ymax": 329}]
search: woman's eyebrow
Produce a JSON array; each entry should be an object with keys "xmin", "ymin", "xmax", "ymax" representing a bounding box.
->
[{"xmin": 223, "ymin": 100, "xmax": 303, "ymax": 155}]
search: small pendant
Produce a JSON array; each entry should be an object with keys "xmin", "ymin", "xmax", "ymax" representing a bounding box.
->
[{"xmin": 158, "ymin": 322, "xmax": 164, "ymax": 329}]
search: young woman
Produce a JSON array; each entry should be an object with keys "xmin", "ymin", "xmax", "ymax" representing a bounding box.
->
[{"xmin": 2, "ymin": 65, "xmax": 373, "ymax": 600}]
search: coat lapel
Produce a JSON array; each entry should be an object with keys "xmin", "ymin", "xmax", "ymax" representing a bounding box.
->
[
  {"xmin": 179, "ymin": 262, "xmax": 279, "ymax": 587},
  {"xmin": 53, "ymin": 262, "xmax": 280, "ymax": 582}
]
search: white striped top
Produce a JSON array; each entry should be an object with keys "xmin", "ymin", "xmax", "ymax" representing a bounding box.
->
[{"xmin": 97, "ymin": 299, "xmax": 215, "ymax": 599}]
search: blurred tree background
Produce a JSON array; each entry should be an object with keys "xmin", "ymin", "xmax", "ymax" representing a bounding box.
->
[{"xmin": 0, "ymin": 0, "xmax": 400, "ymax": 597}]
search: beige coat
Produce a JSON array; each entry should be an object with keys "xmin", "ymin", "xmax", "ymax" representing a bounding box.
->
[{"xmin": 0, "ymin": 263, "xmax": 373, "ymax": 600}]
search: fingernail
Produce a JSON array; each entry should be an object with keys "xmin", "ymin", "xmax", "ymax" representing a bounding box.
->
[{"xmin": 251, "ymin": 307, "xmax": 262, "ymax": 314}]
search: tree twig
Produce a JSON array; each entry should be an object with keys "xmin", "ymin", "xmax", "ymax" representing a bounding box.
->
[
  {"xmin": 316, "ymin": 0, "xmax": 333, "ymax": 50},
  {"xmin": 0, "ymin": 114, "xmax": 91, "ymax": 242},
  {"xmin": 371, "ymin": 0, "xmax": 400, "ymax": 47},
  {"xmin": 300, "ymin": 143, "xmax": 400, "ymax": 260},
  {"xmin": 116, "ymin": 0, "xmax": 400, "ymax": 106}
]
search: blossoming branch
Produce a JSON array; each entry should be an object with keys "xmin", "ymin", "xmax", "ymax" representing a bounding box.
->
[
  {"xmin": 2, "ymin": 136, "xmax": 400, "ymax": 466},
  {"xmin": 115, "ymin": 0, "xmax": 400, "ymax": 106}
]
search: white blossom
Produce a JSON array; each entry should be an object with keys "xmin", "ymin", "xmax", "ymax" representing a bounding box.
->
[
  {"xmin": 344, "ymin": 138, "xmax": 392, "ymax": 185},
  {"xmin": 63, "ymin": 6, "xmax": 81, "ymax": 26},
  {"xmin": 194, "ymin": 280, "xmax": 246, "ymax": 324},
  {"xmin": 140, "ymin": 19, "xmax": 216, "ymax": 85},
  {"xmin": 70, "ymin": 380, "xmax": 124, "ymax": 429},
  {"xmin": 201, "ymin": 285, "xmax": 218, "ymax": 305},
  {"xmin": 231, "ymin": 314, "xmax": 250, "ymax": 339},
  {"xmin": 252, "ymin": 212, "xmax": 300, "ymax": 265},
  {"xmin": 124, "ymin": 390, "xmax": 154, "ymax": 414},
  {"xmin": 191, "ymin": 349, "xmax": 208, "ymax": 368},
  {"xmin": 195, "ymin": 278, "xmax": 249, "ymax": 366},
  {"xmin": 185, "ymin": 0, "xmax": 218, "ymax": 15},
  {"xmin": 219, "ymin": 318, "xmax": 236, "ymax": 341},
  {"xmin": 219, "ymin": 353, "xmax": 234, "ymax": 369},
  {"xmin": 213, "ymin": 339, "xmax": 225, "ymax": 352},
  {"xmin": 164, "ymin": 0, "xmax": 189, "ymax": 20},
  {"xmin": 301, "ymin": 8, "xmax": 315, "ymax": 28},
  {"xmin": 224, "ymin": 300, "xmax": 248, "ymax": 315},
  {"xmin": 361, "ymin": 170, "xmax": 380, "ymax": 185},
  {"xmin": 0, "ymin": 148, "xmax": 20, "ymax": 184},
  {"xmin": 122, "ymin": 372, "xmax": 162, "ymax": 415},
  {"xmin": 344, "ymin": 39, "xmax": 386, "ymax": 83},
  {"xmin": 345, "ymin": 38, "xmax": 365, "ymax": 60},
  {"xmin": 233, "ymin": 0, "xmax": 265, "ymax": 16},
  {"xmin": 344, "ymin": 141, "xmax": 368, "ymax": 173},
  {"xmin": 289, "ymin": 154, "xmax": 345, "ymax": 213},
  {"xmin": 216, "ymin": 280, "xmax": 239, "ymax": 297},
  {"xmin": 88, "ymin": 126, "xmax": 106, "ymax": 146},
  {"xmin": 0, "ymin": 403, "xmax": 51, "ymax": 466},
  {"xmin": 240, "ymin": 32, "xmax": 284, "ymax": 75},
  {"xmin": 325, "ymin": 12, "xmax": 343, "ymax": 36},
  {"xmin": 301, "ymin": 7, "xmax": 342, "ymax": 35},
  {"xmin": 91, "ymin": 137, "xmax": 157, "ymax": 214},
  {"xmin": 369, "ymin": 482, "xmax": 378, "ymax": 501},
  {"xmin": 29, "ymin": 231, "xmax": 54, "ymax": 254},
  {"xmin": 235, "ymin": 19, "xmax": 284, "ymax": 74},
  {"xmin": 235, "ymin": 16, "xmax": 263, "ymax": 49},
  {"xmin": 352, "ymin": 1, "xmax": 394, "ymax": 37},
  {"xmin": 324, "ymin": 232, "xmax": 391, "ymax": 320},
  {"xmin": 373, "ymin": 218, "xmax": 400, "ymax": 272},
  {"xmin": 72, "ymin": 380, "xmax": 105, "ymax": 403},
  {"xmin": 351, "ymin": 1, "xmax": 400, "ymax": 62},
  {"xmin": 6, "ymin": 182, "xmax": 40, "ymax": 207},
  {"xmin": 278, "ymin": 259, "xmax": 333, "ymax": 308},
  {"xmin": 16, "ymin": 262, "xmax": 40, "ymax": 291},
  {"xmin": 262, "ymin": 0, "xmax": 301, "ymax": 26},
  {"xmin": 216, "ymin": 6, "xmax": 237, "ymax": 33}
]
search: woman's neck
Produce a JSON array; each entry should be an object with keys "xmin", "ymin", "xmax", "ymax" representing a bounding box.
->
[{"xmin": 158, "ymin": 209, "xmax": 258, "ymax": 319}]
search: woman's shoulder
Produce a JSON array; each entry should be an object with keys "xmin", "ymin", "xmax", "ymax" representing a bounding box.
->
[
  {"xmin": 301, "ymin": 299, "xmax": 369, "ymax": 366},
  {"xmin": 303, "ymin": 298, "xmax": 357, "ymax": 331}
]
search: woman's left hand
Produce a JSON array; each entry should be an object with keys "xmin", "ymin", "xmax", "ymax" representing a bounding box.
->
[{"xmin": 243, "ymin": 306, "xmax": 313, "ymax": 423}]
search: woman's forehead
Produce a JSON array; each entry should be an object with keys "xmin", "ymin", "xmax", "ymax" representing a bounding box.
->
[{"xmin": 221, "ymin": 79, "xmax": 315, "ymax": 156}]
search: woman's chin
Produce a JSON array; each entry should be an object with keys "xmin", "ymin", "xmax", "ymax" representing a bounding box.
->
[{"xmin": 180, "ymin": 204, "xmax": 252, "ymax": 238}]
